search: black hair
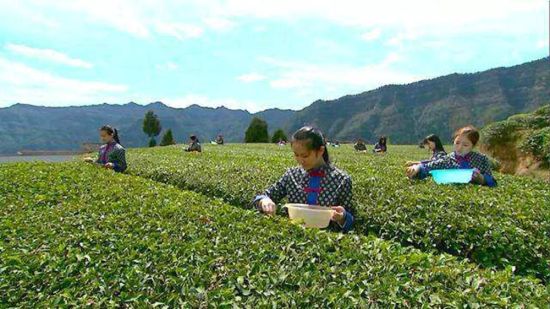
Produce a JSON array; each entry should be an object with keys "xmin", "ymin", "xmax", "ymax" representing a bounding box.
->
[
  {"xmin": 291, "ymin": 126, "xmax": 330, "ymax": 164},
  {"xmin": 422, "ymin": 134, "xmax": 445, "ymax": 152},
  {"xmin": 100, "ymin": 125, "xmax": 121, "ymax": 145},
  {"xmin": 190, "ymin": 135, "xmax": 198, "ymax": 142},
  {"xmin": 378, "ymin": 136, "xmax": 387, "ymax": 146}
]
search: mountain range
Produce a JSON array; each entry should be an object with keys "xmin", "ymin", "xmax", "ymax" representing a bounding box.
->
[{"xmin": 0, "ymin": 57, "xmax": 547, "ymax": 154}]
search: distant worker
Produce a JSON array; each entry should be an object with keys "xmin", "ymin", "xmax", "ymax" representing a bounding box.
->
[
  {"xmin": 84, "ymin": 125, "xmax": 127, "ymax": 172},
  {"xmin": 185, "ymin": 135, "xmax": 202, "ymax": 152}
]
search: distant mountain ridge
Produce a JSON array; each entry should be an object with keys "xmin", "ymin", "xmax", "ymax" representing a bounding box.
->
[
  {"xmin": 283, "ymin": 57, "xmax": 549, "ymax": 144},
  {"xmin": 0, "ymin": 102, "xmax": 294, "ymax": 154},
  {"xmin": 0, "ymin": 57, "xmax": 548, "ymax": 154}
]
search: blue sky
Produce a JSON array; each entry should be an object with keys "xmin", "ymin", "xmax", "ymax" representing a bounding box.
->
[{"xmin": 0, "ymin": 0, "xmax": 547, "ymax": 112}]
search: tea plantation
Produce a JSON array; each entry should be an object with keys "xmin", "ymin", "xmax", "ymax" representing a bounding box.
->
[
  {"xmin": 126, "ymin": 144, "xmax": 550, "ymax": 283},
  {"xmin": 1, "ymin": 145, "xmax": 549, "ymax": 306}
]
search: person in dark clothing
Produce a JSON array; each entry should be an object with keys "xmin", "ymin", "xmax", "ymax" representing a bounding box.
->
[
  {"xmin": 354, "ymin": 139, "xmax": 367, "ymax": 152},
  {"xmin": 84, "ymin": 125, "xmax": 127, "ymax": 173},
  {"xmin": 373, "ymin": 136, "xmax": 387, "ymax": 153},
  {"xmin": 406, "ymin": 126, "xmax": 496, "ymax": 187},
  {"xmin": 406, "ymin": 134, "xmax": 447, "ymax": 166},
  {"xmin": 252, "ymin": 126, "xmax": 354, "ymax": 233},
  {"xmin": 185, "ymin": 135, "xmax": 202, "ymax": 152}
]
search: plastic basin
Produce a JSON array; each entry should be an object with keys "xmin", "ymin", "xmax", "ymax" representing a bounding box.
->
[
  {"xmin": 283, "ymin": 204, "xmax": 334, "ymax": 228},
  {"xmin": 429, "ymin": 169, "xmax": 475, "ymax": 184}
]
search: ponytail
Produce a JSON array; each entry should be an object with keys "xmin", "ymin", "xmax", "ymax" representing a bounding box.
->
[
  {"xmin": 423, "ymin": 134, "xmax": 445, "ymax": 153},
  {"xmin": 291, "ymin": 126, "xmax": 330, "ymax": 164},
  {"xmin": 100, "ymin": 125, "xmax": 121, "ymax": 145},
  {"xmin": 322, "ymin": 147, "xmax": 330, "ymax": 164},
  {"xmin": 113, "ymin": 128, "xmax": 121, "ymax": 145}
]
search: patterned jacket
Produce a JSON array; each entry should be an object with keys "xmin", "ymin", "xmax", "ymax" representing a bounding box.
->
[
  {"xmin": 374, "ymin": 143, "xmax": 387, "ymax": 152},
  {"xmin": 186, "ymin": 141, "xmax": 202, "ymax": 152},
  {"xmin": 253, "ymin": 164, "xmax": 354, "ymax": 232},
  {"xmin": 354, "ymin": 143, "xmax": 367, "ymax": 151},
  {"xmin": 420, "ymin": 150, "xmax": 448, "ymax": 164},
  {"xmin": 96, "ymin": 142, "xmax": 127, "ymax": 173},
  {"xmin": 417, "ymin": 151, "xmax": 496, "ymax": 187}
]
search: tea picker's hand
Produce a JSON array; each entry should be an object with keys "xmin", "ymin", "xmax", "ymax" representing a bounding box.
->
[
  {"xmin": 104, "ymin": 162, "xmax": 115, "ymax": 169},
  {"xmin": 83, "ymin": 157, "xmax": 94, "ymax": 163},
  {"xmin": 331, "ymin": 206, "xmax": 346, "ymax": 226},
  {"xmin": 406, "ymin": 164, "xmax": 421, "ymax": 178},
  {"xmin": 259, "ymin": 198, "xmax": 277, "ymax": 215},
  {"xmin": 471, "ymin": 168, "xmax": 485, "ymax": 185}
]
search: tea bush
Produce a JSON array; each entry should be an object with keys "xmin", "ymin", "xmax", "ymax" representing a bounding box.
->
[
  {"xmin": 127, "ymin": 144, "xmax": 550, "ymax": 281},
  {"xmin": 0, "ymin": 162, "xmax": 548, "ymax": 306}
]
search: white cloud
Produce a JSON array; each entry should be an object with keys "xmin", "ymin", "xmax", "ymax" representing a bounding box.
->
[
  {"xmin": 361, "ymin": 29, "xmax": 381, "ymax": 41},
  {"xmin": 0, "ymin": 57, "xmax": 127, "ymax": 107},
  {"xmin": 212, "ymin": 0, "xmax": 547, "ymax": 54},
  {"xmin": 536, "ymin": 38, "xmax": 549, "ymax": 49},
  {"xmin": 314, "ymin": 39, "xmax": 356, "ymax": 57},
  {"xmin": 216, "ymin": 0, "xmax": 545, "ymax": 33},
  {"xmin": 203, "ymin": 17, "xmax": 236, "ymax": 31},
  {"xmin": 51, "ymin": 0, "xmax": 150, "ymax": 37},
  {"xmin": 237, "ymin": 73, "xmax": 266, "ymax": 83},
  {"xmin": 8, "ymin": 0, "xmax": 544, "ymax": 43},
  {"xmin": 155, "ymin": 62, "xmax": 179, "ymax": 71},
  {"xmin": 262, "ymin": 52, "xmax": 421, "ymax": 93},
  {"xmin": 18, "ymin": 1, "xmax": 225, "ymax": 39},
  {"xmin": 253, "ymin": 25, "xmax": 267, "ymax": 32},
  {"xmin": 385, "ymin": 31, "xmax": 418, "ymax": 47},
  {"xmin": 2, "ymin": 0, "xmax": 545, "ymax": 111},
  {"xmin": 6, "ymin": 43, "xmax": 93, "ymax": 69},
  {"xmin": 155, "ymin": 22, "xmax": 204, "ymax": 40},
  {"xmin": 0, "ymin": 1, "xmax": 60, "ymax": 29}
]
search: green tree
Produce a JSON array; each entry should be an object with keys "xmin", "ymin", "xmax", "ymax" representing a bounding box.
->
[
  {"xmin": 245, "ymin": 117, "xmax": 269, "ymax": 143},
  {"xmin": 143, "ymin": 110, "xmax": 162, "ymax": 147},
  {"xmin": 160, "ymin": 129, "xmax": 176, "ymax": 146},
  {"xmin": 271, "ymin": 128, "xmax": 288, "ymax": 143}
]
